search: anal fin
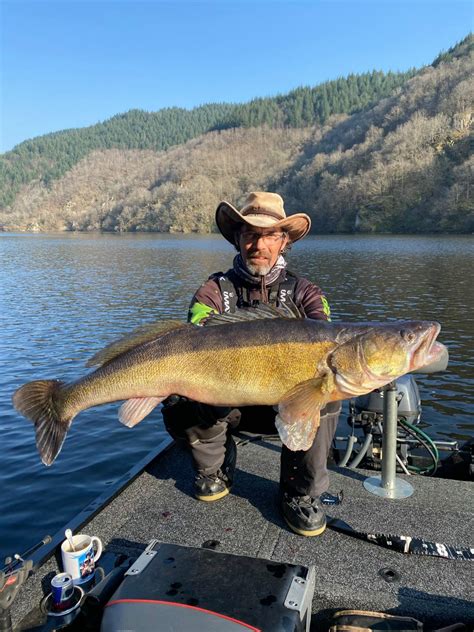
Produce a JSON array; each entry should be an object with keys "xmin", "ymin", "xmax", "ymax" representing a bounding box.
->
[{"xmin": 119, "ymin": 396, "xmax": 164, "ymax": 428}]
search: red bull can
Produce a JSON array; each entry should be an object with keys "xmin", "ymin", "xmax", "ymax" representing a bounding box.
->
[{"xmin": 51, "ymin": 572, "xmax": 74, "ymax": 609}]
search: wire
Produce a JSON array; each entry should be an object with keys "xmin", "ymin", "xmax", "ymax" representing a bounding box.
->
[
  {"xmin": 396, "ymin": 453, "xmax": 411, "ymax": 475},
  {"xmin": 400, "ymin": 420, "xmax": 439, "ymax": 473},
  {"xmin": 398, "ymin": 418, "xmax": 439, "ymax": 475}
]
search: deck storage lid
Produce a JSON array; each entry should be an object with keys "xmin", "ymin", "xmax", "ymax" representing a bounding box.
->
[{"xmin": 101, "ymin": 540, "xmax": 315, "ymax": 632}]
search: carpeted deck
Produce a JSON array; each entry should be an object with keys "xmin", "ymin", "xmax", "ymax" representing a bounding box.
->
[{"xmin": 12, "ymin": 435, "xmax": 474, "ymax": 630}]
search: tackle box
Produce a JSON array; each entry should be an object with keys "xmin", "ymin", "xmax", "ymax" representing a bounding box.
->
[{"xmin": 100, "ymin": 540, "xmax": 315, "ymax": 631}]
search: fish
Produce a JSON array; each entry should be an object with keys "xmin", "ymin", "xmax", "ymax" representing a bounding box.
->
[{"xmin": 12, "ymin": 306, "xmax": 448, "ymax": 465}]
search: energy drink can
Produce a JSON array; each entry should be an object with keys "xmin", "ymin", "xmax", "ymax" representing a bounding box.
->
[{"xmin": 51, "ymin": 572, "xmax": 74, "ymax": 609}]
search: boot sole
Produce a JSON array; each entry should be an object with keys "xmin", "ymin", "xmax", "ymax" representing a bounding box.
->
[
  {"xmin": 284, "ymin": 516, "xmax": 326, "ymax": 537},
  {"xmin": 195, "ymin": 487, "xmax": 231, "ymax": 502}
]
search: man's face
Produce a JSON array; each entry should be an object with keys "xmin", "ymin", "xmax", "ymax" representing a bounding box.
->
[{"xmin": 238, "ymin": 227, "xmax": 289, "ymax": 276}]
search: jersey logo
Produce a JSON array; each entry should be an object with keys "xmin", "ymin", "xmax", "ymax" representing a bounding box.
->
[
  {"xmin": 279, "ymin": 288, "xmax": 292, "ymax": 303},
  {"xmin": 222, "ymin": 290, "xmax": 235, "ymax": 313}
]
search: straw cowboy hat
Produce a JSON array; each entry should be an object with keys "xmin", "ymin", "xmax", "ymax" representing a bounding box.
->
[{"xmin": 215, "ymin": 192, "xmax": 311, "ymax": 245}]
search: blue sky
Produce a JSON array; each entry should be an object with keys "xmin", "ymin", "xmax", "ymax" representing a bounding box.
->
[{"xmin": 1, "ymin": 0, "xmax": 472, "ymax": 152}]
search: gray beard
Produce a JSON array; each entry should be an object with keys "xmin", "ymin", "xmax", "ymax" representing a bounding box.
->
[
  {"xmin": 233, "ymin": 253, "xmax": 287, "ymax": 286},
  {"xmin": 246, "ymin": 261, "xmax": 272, "ymax": 276}
]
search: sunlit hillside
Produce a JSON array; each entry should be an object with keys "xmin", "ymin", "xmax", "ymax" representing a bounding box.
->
[{"xmin": 0, "ymin": 34, "xmax": 471, "ymax": 233}]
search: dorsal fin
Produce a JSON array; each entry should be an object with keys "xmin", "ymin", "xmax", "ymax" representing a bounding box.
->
[
  {"xmin": 86, "ymin": 320, "xmax": 187, "ymax": 368},
  {"xmin": 204, "ymin": 303, "xmax": 304, "ymax": 326}
]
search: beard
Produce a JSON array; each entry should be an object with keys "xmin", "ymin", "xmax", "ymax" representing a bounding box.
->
[{"xmin": 245, "ymin": 253, "xmax": 272, "ymax": 276}]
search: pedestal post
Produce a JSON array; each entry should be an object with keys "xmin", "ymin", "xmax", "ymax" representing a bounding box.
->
[{"xmin": 363, "ymin": 382, "xmax": 414, "ymax": 499}]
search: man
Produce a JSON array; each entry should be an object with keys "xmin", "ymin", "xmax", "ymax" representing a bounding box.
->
[{"xmin": 163, "ymin": 192, "xmax": 340, "ymax": 537}]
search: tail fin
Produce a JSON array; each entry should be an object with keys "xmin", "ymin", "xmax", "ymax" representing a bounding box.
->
[{"xmin": 12, "ymin": 380, "xmax": 72, "ymax": 466}]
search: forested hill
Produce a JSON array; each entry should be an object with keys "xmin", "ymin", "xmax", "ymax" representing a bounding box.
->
[
  {"xmin": 0, "ymin": 69, "xmax": 415, "ymax": 209},
  {"xmin": 1, "ymin": 34, "xmax": 472, "ymax": 233}
]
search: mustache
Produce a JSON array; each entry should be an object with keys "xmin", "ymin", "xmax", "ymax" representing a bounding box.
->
[{"xmin": 248, "ymin": 250, "xmax": 270, "ymax": 258}]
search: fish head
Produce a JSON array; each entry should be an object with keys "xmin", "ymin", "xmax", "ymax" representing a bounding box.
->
[
  {"xmin": 330, "ymin": 321, "xmax": 445, "ymax": 396},
  {"xmin": 360, "ymin": 321, "xmax": 442, "ymax": 377}
]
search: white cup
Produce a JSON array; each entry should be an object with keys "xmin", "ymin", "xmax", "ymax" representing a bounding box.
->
[{"xmin": 61, "ymin": 534, "xmax": 103, "ymax": 585}]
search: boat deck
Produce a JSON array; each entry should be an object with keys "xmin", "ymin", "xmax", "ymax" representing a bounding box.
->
[{"xmin": 13, "ymin": 433, "xmax": 474, "ymax": 629}]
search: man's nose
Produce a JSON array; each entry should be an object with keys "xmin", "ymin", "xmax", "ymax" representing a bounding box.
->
[{"xmin": 254, "ymin": 235, "xmax": 268, "ymax": 247}]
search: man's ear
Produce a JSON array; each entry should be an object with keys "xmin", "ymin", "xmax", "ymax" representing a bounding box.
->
[
  {"xmin": 234, "ymin": 231, "xmax": 241, "ymax": 251},
  {"xmin": 280, "ymin": 233, "xmax": 290, "ymax": 253}
]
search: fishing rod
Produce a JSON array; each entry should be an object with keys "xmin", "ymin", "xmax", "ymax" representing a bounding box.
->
[
  {"xmin": 1, "ymin": 536, "xmax": 52, "ymax": 574},
  {"xmin": 0, "ymin": 536, "xmax": 52, "ymax": 632}
]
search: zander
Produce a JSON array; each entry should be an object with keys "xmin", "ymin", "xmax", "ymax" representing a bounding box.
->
[{"xmin": 13, "ymin": 307, "xmax": 447, "ymax": 465}]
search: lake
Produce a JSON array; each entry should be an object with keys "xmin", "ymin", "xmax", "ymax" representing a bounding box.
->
[{"xmin": 1, "ymin": 233, "xmax": 473, "ymax": 561}]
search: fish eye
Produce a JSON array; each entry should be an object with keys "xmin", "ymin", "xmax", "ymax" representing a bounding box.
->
[{"xmin": 400, "ymin": 330, "xmax": 416, "ymax": 344}]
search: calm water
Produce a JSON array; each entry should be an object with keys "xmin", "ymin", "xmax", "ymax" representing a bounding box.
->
[{"xmin": 1, "ymin": 233, "xmax": 473, "ymax": 560}]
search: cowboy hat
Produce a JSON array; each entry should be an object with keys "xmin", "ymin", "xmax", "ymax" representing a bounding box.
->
[{"xmin": 215, "ymin": 192, "xmax": 311, "ymax": 245}]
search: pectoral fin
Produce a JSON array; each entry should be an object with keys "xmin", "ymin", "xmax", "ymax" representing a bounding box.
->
[
  {"xmin": 275, "ymin": 374, "xmax": 333, "ymax": 451},
  {"xmin": 119, "ymin": 396, "xmax": 164, "ymax": 428}
]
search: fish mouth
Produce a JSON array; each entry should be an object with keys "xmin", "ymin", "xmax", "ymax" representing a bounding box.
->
[{"xmin": 410, "ymin": 322, "xmax": 443, "ymax": 370}]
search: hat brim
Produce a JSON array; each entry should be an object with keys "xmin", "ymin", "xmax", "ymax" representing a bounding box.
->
[{"xmin": 216, "ymin": 201, "xmax": 311, "ymax": 245}]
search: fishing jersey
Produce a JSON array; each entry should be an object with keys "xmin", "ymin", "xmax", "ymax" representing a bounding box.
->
[
  {"xmin": 187, "ymin": 269, "xmax": 341, "ymax": 417},
  {"xmin": 188, "ymin": 268, "xmax": 332, "ymax": 326}
]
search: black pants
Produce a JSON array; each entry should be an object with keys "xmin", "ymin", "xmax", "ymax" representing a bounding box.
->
[{"xmin": 162, "ymin": 399, "xmax": 340, "ymax": 498}]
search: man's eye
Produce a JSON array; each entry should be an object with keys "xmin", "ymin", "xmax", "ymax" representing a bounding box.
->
[{"xmin": 241, "ymin": 231, "xmax": 282, "ymax": 243}]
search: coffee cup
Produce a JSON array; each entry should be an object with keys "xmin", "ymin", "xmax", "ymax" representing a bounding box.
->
[{"xmin": 61, "ymin": 534, "xmax": 103, "ymax": 585}]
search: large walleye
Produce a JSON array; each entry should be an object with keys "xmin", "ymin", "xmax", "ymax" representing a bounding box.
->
[{"xmin": 13, "ymin": 307, "xmax": 447, "ymax": 465}]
